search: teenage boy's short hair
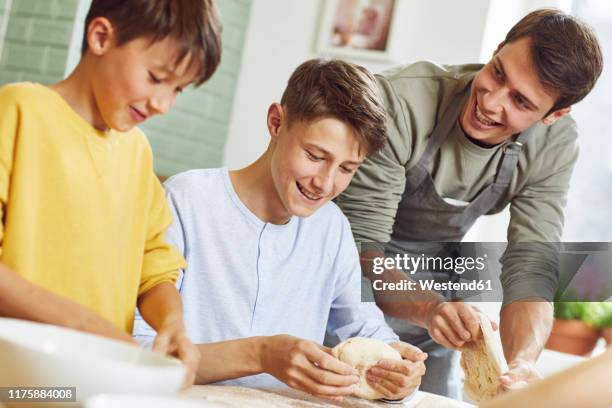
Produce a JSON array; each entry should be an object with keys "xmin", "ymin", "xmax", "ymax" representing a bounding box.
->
[
  {"xmin": 280, "ymin": 59, "xmax": 387, "ymax": 155},
  {"xmin": 504, "ymin": 8, "xmax": 603, "ymax": 112},
  {"xmin": 81, "ymin": 0, "xmax": 222, "ymax": 85}
]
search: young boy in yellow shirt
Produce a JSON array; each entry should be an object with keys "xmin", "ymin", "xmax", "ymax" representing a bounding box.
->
[{"xmin": 0, "ymin": 0, "xmax": 222, "ymax": 384}]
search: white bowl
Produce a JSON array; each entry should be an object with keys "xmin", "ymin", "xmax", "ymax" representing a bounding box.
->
[
  {"xmin": 0, "ymin": 318, "xmax": 186, "ymax": 402},
  {"xmin": 85, "ymin": 394, "xmax": 229, "ymax": 408}
]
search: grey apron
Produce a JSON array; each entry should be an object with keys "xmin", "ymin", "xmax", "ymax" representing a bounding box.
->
[{"xmin": 385, "ymin": 89, "xmax": 531, "ymax": 398}]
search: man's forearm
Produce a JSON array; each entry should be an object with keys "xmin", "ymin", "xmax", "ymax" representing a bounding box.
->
[
  {"xmin": 360, "ymin": 250, "xmax": 444, "ymax": 327},
  {"xmin": 195, "ymin": 337, "xmax": 265, "ymax": 384},
  {"xmin": 500, "ymin": 300, "xmax": 553, "ymax": 363}
]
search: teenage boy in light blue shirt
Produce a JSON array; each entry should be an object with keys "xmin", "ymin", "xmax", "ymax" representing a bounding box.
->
[{"xmin": 135, "ymin": 59, "xmax": 427, "ymax": 401}]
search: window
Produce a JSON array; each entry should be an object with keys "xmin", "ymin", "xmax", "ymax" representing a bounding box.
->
[{"xmin": 563, "ymin": 0, "xmax": 612, "ymax": 241}]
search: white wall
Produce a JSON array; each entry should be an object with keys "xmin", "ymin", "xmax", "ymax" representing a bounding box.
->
[
  {"xmin": 480, "ymin": 0, "xmax": 572, "ymax": 61},
  {"xmin": 65, "ymin": 0, "xmax": 92, "ymax": 77},
  {"xmin": 223, "ymin": 0, "xmax": 491, "ymax": 169}
]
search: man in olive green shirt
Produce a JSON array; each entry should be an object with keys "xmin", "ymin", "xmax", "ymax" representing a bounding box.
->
[{"xmin": 337, "ymin": 9, "xmax": 603, "ymax": 398}]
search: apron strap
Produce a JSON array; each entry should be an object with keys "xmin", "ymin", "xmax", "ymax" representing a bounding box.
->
[
  {"xmin": 417, "ymin": 91, "xmax": 470, "ymax": 168},
  {"xmin": 494, "ymin": 127, "xmax": 533, "ymax": 186}
]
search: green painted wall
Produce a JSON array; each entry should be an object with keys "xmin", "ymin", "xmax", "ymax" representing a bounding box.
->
[
  {"xmin": 0, "ymin": 0, "xmax": 6, "ymax": 32},
  {"xmin": 0, "ymin": 0, "xmax": 253, "ymax": 176},
  {"xmin": 0, "ymin": 0, "xmax": 77, "ymax": 84}
]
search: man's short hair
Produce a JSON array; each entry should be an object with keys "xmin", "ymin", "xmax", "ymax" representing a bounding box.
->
[
  {"xmin": 81, "ymin": 0, "xmax": 222, "ymax": 85},
  {"xmin": 505, "ymin": 8, "xmax": 603, "ymax": 112},
  {"xmin": 280, "ymin": 59, "xmax": 387, "ymax": 155}
]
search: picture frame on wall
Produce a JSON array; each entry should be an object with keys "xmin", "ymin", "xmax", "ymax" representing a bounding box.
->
[{"xmin": 316, "ymin": 0, "xmax": 398, "ymax": 61}]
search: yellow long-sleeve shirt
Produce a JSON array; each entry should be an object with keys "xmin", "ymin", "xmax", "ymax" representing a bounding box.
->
[{"xmin": 0, "ymin": 83, "xmax": 186, "ymax": 332}]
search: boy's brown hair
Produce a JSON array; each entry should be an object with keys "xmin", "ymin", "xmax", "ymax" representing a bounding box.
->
[
  {"xmin": 281, "ymin": 59, "xmax": 387, "ymax": 154},
  {"xmin": 280, "ymin": 59, "xmax": 387, "ymax": 155},
  {"xmin": 82, "ymin": 0, "xmax": 222, "ymax": 85},
  {"xmin": 504, "ymin": 8, "xmax": 603, "ymax": 113}
]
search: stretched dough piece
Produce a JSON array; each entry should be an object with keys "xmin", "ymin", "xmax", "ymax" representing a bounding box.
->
[
  {"xmin": 331, "ymin": 337, "xmax": 402, "ymax": 400},
  {"xmin": 460, "ymin": 313, "xmax": 509, "ymax": 402}
]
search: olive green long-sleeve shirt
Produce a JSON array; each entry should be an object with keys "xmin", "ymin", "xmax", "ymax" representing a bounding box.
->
[{"xmin": 336, "ymin": 62, "xmax": 579, "ymax": 305}]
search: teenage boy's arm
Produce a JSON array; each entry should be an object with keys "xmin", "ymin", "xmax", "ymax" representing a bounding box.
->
[
  {"xmin": 0, "ymin": 262, "xmax": 134, "ymax": 342},
  {"xmin": 194, "ymin": 335, "xmax": 360, "ymax": 399},
  {"xmin": 498, "ymin": 121, "xmax": 579, "ymax": 387}
]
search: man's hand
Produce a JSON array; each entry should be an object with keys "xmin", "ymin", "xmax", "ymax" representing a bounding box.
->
[
  {"xmin": 365, "ymin": 341, "xmax": 427, "ymax": 400},
  {"xmin": 426, "ymin": 301, "xmax": 496, "ymax": 349},
  {"xmin": 499, "ymin": 359, "xmax": 540, "ymax": 391},
  {"xmin": 153, "ymin": 322, "xmax": 200, "ymax": 387},
  {"xmin": 499, "ymin": 300, "xmax": 552, "ymax": 391},
  {"xmin": 260, "ymin": 335, "xmax": 359, "ymax": 401}
]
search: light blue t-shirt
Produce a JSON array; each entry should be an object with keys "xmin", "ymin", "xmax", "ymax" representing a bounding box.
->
[{"xmin": 133, "ymin": 168, "xmax": 399, "ymax": 387}]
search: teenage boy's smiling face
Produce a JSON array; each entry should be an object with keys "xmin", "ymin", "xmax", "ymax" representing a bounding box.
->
[
  {"xmin": 269, "ymin": 108, "xmax": 365, "ymax": 219},
  {"xmin": 87, "ymin": 19, "xmax": 199, "ymax": 131},
  {"xmin": 460, "ymin": 37, "xmax": 566, "ymax": 145}
]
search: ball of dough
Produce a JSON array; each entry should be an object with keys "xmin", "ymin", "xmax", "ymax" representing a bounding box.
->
[{"xmin": 331, "ymin": 337, "xmax": 402, "ymax": 400}]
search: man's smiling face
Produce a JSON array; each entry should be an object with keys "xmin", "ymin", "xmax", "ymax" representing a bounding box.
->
[{"xmin": 460, "ymin": 37, "xmax": 563, "ymax": 145}]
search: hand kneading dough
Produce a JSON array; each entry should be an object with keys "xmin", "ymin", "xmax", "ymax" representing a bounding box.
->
[
  {"xmin": 460, "ymin": 313, "xmax": 508, "ymax": 402},
  {"xmin": 331, "ymin": 337, "xmax": 402, "ymax": 400}
]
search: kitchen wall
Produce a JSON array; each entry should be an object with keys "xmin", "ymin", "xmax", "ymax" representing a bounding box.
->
[
  {"xmin": 223, "ymin": 0, "xmax": 491, "ymax": 169},
  {"xmin": 479, "ymin": 0, "xmax": 572, "ymax": 61},
  {"xmin": 0, "ymin": 0, "xmax": 77, "ymax": 85}
]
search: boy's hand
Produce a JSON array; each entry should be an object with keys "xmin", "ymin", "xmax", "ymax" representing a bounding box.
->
[
  {"xmin": 365, "ymin": 341, "xmax": 427, "ymax": 401},
  {"xmin": 153, "ymin": 322, "xmax": 200, "ymax": 387},
  {"xmin": 260, "ymin": 334, "xmax": 359, "ymax": 401},
  {"xmin": 137, "ymin": 282, "xmax": 198, "ymax": 387}
]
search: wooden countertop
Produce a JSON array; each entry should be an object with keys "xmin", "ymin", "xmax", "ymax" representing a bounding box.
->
[{"xmin": 180, "ymin": 385, "xmax": 474, "ymax": 407}]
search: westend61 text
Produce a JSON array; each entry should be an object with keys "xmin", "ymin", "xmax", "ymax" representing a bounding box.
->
[{"xmin": 372, "ymin": 279, "xmax": 493, "ymax": 292}]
